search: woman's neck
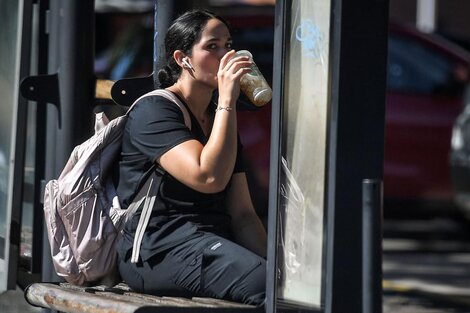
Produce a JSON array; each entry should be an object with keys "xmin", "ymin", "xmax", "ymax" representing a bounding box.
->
[{"xmin": 167, "ymin": 81, "xmax": 213, "ymax": 122}]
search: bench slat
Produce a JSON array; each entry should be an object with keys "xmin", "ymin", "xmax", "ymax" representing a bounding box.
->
[
  {"xmin": 25, "ymin": 282, "xmax": 263, "ymax": 313},
  {"xmin": 25, "ymin": 283, "xmax": 141, "ymax": 313}
]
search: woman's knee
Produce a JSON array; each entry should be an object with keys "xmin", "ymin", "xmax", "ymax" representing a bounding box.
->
[
  {"xmin": 199, "ymin": 238, "xmax": 266, "ymax": 304},
  {"xmin": 234, "ymin": 260, "xmax": 266, "ymax": 305}
]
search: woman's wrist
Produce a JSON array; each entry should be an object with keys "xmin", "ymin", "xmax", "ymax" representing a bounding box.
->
[{"xmin": 215, "ymin": 106, "xmax": 233, "ymax": 112}]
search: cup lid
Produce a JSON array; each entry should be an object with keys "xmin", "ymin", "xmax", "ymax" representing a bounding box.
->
[{"xmin": 236, "ymin": 50, "xmax": 253, "ymax": 58}]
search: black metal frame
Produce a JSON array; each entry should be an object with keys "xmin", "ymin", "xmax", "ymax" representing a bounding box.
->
[
  {"xmin": 15, "ymin": 0, "xmax": 50, "ymax": 284},
  {"xmin": 31, "ymin": 0, "xmax": 50, "ymax": 277},
  {"xmin": 8, "ymin": 0, "xmax": 35, "ymax": 290},
  {"xmin": 325, "ymin": 0, "xmax": 389, "ymax": 312},
  {"xmin": 266, "ymin": 0, "xmax": 389, "ymax": 312},
  {"xmin": 323, "ymin": 0, "xmax": 342, "ymax": 311},
  {"xmin": 265, "ymin": 0, "xmax": 285, "ymax": 312},
  {"xmin": 8, "ymin": 0, "xmax": 51, "ymax": 290}
]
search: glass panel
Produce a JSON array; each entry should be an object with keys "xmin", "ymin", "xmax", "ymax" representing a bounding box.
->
[
  {"xmin": 277, "ymin": 0, "xmax": 331, "ymax": 307},
  {"xmin": 0, "ymin": 0, "xmax": 20, "ymax": 289}
]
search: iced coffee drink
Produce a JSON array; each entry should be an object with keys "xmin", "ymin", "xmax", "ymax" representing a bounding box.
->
[{"xmin": 236, "ymin": 50, "xmax": 272, "ymax": 107}]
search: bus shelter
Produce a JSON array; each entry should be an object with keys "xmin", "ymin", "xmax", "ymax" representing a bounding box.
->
[{"xmin": 0, "ymin": 1, "xmax": 388, "ymax": 312}]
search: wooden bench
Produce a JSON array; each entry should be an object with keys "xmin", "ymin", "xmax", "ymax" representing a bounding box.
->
[{"xmin": 24, "ymin": 282, "xmax": 263, "ymax": 313}]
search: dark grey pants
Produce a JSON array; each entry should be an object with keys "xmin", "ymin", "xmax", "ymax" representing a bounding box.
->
[{"xmin": 119, "ymin": 233, "xmax": 266, "ymax": 306}]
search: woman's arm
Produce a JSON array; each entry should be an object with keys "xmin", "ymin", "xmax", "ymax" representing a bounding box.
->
[
  {"xmin": 159, "ymin": 52, "xmax": 251, "ymax": 193},
  {"xmin": 226, "ymin": 173, "xmax": 267, "ymax": 258}
]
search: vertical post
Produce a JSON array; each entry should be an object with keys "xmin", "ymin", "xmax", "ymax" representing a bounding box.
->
[
  {"xmin": 153, "ymin": 0, "xmax": 174, "ymax": 88},
  {"xmin": 42, "ymin": 0, "xmax": 95, "ymax": 283},
  {"xmin": 362, "ymin": 179, "xmax": 383, "ymax": 313},
  {"xmin": 326, "ymin": 0, "xmax": 389, "ymax": 312},
  {"xmin": 266, "ymin": 1, "xmax": 286, "ymax": 312},
  {"xmin": 42, "ymin": 0, "xmax": 60, "ymax": 284},
  {"xmin": 416, "ymin": 0, "xmax": 436, "ymax": 33},
  {"xmin": 30, "ymin": 0, "xmax": 50, "ymax": 276},
  {"xmin": 57, "ymin": 0, "xmax": 95, "ymax": 148},
  {"xmin": 153, "ymin": 0, "xmax": 192, "ymax": 88},
  {"xmin": 7, "ymin": 0, "xmax": 34, "ymax": 290}
]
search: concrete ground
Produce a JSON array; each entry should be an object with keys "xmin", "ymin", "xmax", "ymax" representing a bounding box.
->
[{"xmin": 0, "ymin": 286, "xmax": 41, "ymax": 313}]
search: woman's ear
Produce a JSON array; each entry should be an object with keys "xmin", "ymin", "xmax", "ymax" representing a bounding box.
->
[
  {"xmin": 174, "ymin": 50, "xmax": 194, "ymax": 71},
  {"xmin": 173, "ymin": 50, "xmax": 186, "ymax": 68}
]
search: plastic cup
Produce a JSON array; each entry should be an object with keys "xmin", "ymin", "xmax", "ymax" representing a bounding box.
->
[{"xmin": 235, "ymin": 50, "xmax": 272, "ymax": 107}]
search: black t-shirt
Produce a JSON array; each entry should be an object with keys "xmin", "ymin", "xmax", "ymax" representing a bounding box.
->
[{"xmin": 116, "ymin": 93, "xmax": 245, "ymax": 262}]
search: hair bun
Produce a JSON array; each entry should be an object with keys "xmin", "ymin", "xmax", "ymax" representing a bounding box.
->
[{"xmin": 157, "ymin": 66, "xmax": 174, "ymax": 88}]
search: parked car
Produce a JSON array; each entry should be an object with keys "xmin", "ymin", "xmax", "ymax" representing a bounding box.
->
[
  {"xmin": 450, "ymin": 87, "xmax": 470, "ymax": 217},
  {"xmin": 95, "ymin": 10, "xmax": 470, "ymax": 215},
  {"xmin": 385, "ymin": 22, "xmax": 470, "ymax": 204}
]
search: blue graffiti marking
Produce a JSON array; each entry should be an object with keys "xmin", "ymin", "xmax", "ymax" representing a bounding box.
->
[{"xmin": 295, "ymin": 19, "xmax": 323, "ymax": 59}]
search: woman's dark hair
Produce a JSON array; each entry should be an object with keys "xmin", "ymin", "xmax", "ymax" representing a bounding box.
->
[{"xmin": 157, "ymin": 9, "xmax": 229, "ymax": 88}]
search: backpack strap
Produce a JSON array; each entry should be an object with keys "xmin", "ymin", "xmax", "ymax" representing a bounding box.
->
[
  {"xmin": 126, "ymin": 89, "xmax": 192, "ymax": 130},
  {"xmin": 126, "ymin": 89, "xmax": 192, "ymax": 264},
  {"xmin": 129, "ymin": 168, "xmax": 163, "ymax": 263}
]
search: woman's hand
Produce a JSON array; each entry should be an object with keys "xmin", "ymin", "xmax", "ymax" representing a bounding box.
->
[{"xmin": 217, "ymin": 50, "xmax": 252, "ymax": 104}]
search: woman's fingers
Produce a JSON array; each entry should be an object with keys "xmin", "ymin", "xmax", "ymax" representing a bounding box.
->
[
  {"xmin": 219, "ymin": 53, "xmax": 252, "ymax": 80},
  {"xmin": 217, "ymin": 50, "xmax": 253, "ymax": 100},
  {"xmin": 232, "ymin": 65, "xmax": 252, "ymax": 80},
  {"xmin": 220, "ymin": 51, "xmax": 252, "ymax": 73},
  {"xmin": 218, "ymin": 50, "xmax": 237, "ymax": 71}
]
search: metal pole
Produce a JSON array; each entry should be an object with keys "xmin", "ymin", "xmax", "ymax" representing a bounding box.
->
[
  {"xmin": 416, "ymin": 0, "xmax": 437, "ymax": 33},
  {"xmin": 362, "ymin": 179, "xmax": 383, "ymax": 313},
  {"xmin": 58, "ymin": 0, "xmax": 95, "ymax": 147},
  {"xmin": 8, "ymin": 0, "xmax": 35, "ymax": 290},
  {"xmin": 42, "ymin": 0, "xmax": 95, "ymax": 284},
  {"xmin": 42, "ymin": 0, "xmax": 60, "ymax": 285},
  {"xmin": 153, "ymin": 0, "xmax": 194, "ymax": 88},
  {"xmin": 154, "ymin": 0, "xmax": 174, "ymax": 88},
  {"xmin": 265, "ymin": 1, "xmax": 287, "ymax": 312},
  {"xmin": 31, "ymin": 0, "xmax": 50, "ymax": 276}
]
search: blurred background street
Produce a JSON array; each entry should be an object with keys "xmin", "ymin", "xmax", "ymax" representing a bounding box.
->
[{"xmin": 383, "ymin": 202, "xmax": 470, "ymax": 313}]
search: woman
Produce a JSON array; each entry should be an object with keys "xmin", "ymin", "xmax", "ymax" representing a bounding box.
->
[{"xmin": 116, "ymin": 9, "xmax": 267, "ymax": 306}]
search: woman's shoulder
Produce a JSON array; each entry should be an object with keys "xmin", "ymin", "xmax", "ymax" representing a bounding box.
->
[
  {"xmin": 130, "ymin": 93, "xmax": 185, "ymax": 118},
  {"xmin": 134, "ymin": 93, "xmax": 176, "ymax": 110}
]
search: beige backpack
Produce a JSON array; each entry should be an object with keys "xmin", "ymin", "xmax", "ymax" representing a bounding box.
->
[{"xmin": 43, "ymin": 89, "xmax": 190, "ymax": 286}]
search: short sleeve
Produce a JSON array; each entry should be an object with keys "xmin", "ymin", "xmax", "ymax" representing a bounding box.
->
[{"xmin": 126, "ymin": 96, "xmax": 195, "ymax": 163}]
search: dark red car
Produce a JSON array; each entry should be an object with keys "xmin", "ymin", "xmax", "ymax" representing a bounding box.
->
[{"xmin": 385, "ymin": 22, "xmax": 470, "ymax": 203}]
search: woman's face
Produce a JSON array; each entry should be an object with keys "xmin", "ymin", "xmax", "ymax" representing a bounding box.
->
[{"xmin": 188, "ymin": 18, "xmax": 232, "ymax": 89}]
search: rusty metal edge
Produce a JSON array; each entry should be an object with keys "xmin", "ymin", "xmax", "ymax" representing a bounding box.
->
[{"xmin": 24, "ymin": 283, "xmax": 141, "ymax": 313}]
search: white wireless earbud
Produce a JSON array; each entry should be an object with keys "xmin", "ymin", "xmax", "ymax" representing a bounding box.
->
[{"xmin": 182, "ymin": 58, "xmax": 193, "ymax": 70}]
